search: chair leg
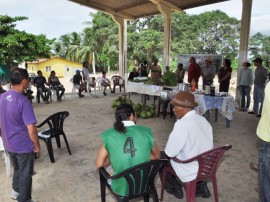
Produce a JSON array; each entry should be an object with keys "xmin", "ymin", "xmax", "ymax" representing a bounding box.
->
[
  {"xmin": 160, "ymin": 167, "xmax": 168, "ymax": 201},
  {"xmin": 45, "ymin": 139, "xmax": 55, "ymax": 163},
  {"xmin": 62, "ymin": 133, "xmax": 72, "ymax": 155},
  {"xmin": 143, "ymin": 194, "xmax": 149, "ymax": 202},
  {"xmin": 184, "ymin": 181, "xmax": 196, "ymax": 202},
  {"xmin": 157, "ymin": 100, "xmax": 161, "ymax": 117},
  {"xmin": 55, "ymin": 136, "xmax": 61, "ymax": 148},
  {"xmin": 152, "ymin": 188, "xmax": 159, "ymax": 202},
  {"xmin": 212, "ymin": 176, "xmax": 219, "ymax": 202},
  {"xmin": 100, "ymin": 181, "xmax": 106, "ymax": 202}
]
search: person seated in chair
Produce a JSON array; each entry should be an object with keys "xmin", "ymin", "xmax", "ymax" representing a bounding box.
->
[
  {"xmin": 48, "ymin": 70, "xmax": 65, "ymax": 101},
  {"xmin": 73, "ymin": 70, "xmax": 86, "ymax": 98},
  {"xmin": 33, "ymin": 70, "xmax": 51, "ymax": 104},
  {"xmin": 96, "ymin": 103, "xmax": 160, "ymax": 196},
  {"xmin": 161, "ymin": 91, "xmax": 213, "ymax": 199},
  {"xmin": 128, "ymin": 67, "xmax": 139, "ymax": 81},
  {"xmin": 100, "ymin": 71, "xmax": 114, "ymax": 96}
]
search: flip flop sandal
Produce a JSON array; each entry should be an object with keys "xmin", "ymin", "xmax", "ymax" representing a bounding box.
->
[{"xmin": 250, "ymin": 162, "xmax": 259, "ymax": 172}]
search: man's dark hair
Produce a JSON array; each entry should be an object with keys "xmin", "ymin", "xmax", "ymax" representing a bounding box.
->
[
  {"xmin": 224, "ymin": 59, "xmax": 232, "ymax": 67},
  {"xmin": 83, "ymin": 61, "xmax": 88, "ymax": 67},
  {"xmin": 114, "ymin": 103, "xmax": 135, "ymax": 133},
  {"xmin": 102, "ymin": 71, "xmax": 106, "ymax": 75},
  {"xmin": 10, "ymin": 68, "xmax": 29, "ymax": 85}
]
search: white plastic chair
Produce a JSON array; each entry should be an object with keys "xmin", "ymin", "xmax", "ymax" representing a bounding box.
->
[
  {"xmin": 51, "ymin": 86, "xmax": 65, "ymax": 101},
  {"xmin": 0, "ymin": 137, "xmax": 11, "ymax": 177}
]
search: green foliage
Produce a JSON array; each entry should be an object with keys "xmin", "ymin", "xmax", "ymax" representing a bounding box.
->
[
  {"xmin": 0, "ymin": 15, "xmax": 53, "ymax": 64},
  {"xmin": 162, "ymin": 71, "xmax": 178, "ymax": 86},
  {"xmin": 249, "ymin": 33, "xmax": 270, "ymax": 67}
]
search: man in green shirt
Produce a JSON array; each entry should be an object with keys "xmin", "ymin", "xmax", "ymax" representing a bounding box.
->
[{"xmin": 96, "ymin": 104, "xmax": 160, "ymax": 196}]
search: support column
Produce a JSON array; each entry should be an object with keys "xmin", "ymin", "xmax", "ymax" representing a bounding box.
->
[
  {"xmin": 156, "ymin": 4, "xmax": 171, "ymax": 72},
  {"xmin": 236, "ymin": 0, "xmax": 253, "ymax": 104},
  {"xmin": 112, "ymin": 15, "xmax": 128, "ymax": 79}
]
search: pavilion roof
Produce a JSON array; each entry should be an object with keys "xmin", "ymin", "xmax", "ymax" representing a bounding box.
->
[{"xmin": 69, "ymin": 0, "xmax": 229, "ymax": 20}]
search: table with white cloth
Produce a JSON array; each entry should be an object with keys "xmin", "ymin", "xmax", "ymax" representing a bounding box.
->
[
  {"xmin": 194, "ymin": 94, "xmax": 236, "ymax": 128},
  {"xmin": 126, "ymin": 81, "xmax": 163, "ymax": 105}
]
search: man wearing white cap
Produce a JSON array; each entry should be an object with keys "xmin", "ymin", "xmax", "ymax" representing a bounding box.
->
[
  {"xmin": 237, "ymin": 60, "xmax": 254, "ymax": 111},
  {"xmin": 162, "ymin": 92, "xmax": 213, "ymax": 199}
]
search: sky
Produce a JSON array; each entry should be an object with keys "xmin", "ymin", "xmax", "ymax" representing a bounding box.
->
[{"xmin": 0, "ymin": 0, "xmax": 269, "ymax": 40}]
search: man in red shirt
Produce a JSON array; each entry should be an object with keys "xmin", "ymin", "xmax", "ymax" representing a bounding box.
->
[{"xmin": 188, "ymin": 57, "xmax": 201, "ymax": 89}]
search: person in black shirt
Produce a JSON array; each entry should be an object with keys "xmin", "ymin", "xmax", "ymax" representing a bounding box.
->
[
  {"xmin": 73, "ymin": 70, "xmax": 86, "ymax": 97},
  {"xmin": 33, "ymin": 70, "xmax": 51, "ymax": 104}
]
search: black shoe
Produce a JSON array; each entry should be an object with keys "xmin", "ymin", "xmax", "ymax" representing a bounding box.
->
[
  {"xmin": 173, "ymin": 187, "xmax": 183, "ymax": 199},
  {"xmin": 111, "ymin": 91, "xmax": 115, "ymax": 93},
  {"xmin": 165, "ymin": 188, "xmax": 183, "ymax": 199},
  {"xmin": 248, "ymin": 111, "xmax": 256, "ymax": 114},
  {"xmin": 256, "ymin": 114, "xmax": 261, "ymax": 117},
  {"xmin": 103, "ymin": 92, "xmax": 107, "ymax": 96},
  {"xmin": 196, "ymin": 182, "xmax": 211, "ymax": 198}
]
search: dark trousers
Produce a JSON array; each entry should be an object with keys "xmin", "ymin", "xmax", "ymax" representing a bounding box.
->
[
  {"xmin": 9, "ymin": 152, "xmax": 34, "ymax": 202},
  {"xmin": 259, "ymin": 142, "xmax": 270, "ymax": 202},
  {"xmin": 239, "ymin": 85, "xmax": 251, "ymax": 109},
  {"xmin": 53, "ymin": 85, "xmax": 65, "ymax": 99},
  {"xmin": 37, "ymin": 87, "xmax": 51, "ymax": 101},
  {"xmin": 219, "ymin": 80, "xmax": 230, "ymax": 92}
]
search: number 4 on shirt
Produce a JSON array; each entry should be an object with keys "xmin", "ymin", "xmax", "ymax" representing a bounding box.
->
[{"xmin": 123, "ymin": 137, "xmax": 137, "ymax": 157}]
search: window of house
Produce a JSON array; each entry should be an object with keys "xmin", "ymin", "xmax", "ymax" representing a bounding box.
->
[{"xmin": 46, "ymin": 66, "xmax": 51, "ymax": 72}]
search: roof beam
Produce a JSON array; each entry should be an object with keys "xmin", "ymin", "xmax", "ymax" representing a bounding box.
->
[
  {"xmin": 69, "ymin": 0, "xmax": 136, "ymax": 20},
  {"xmin": 150, "ymin": 0, "xmax": 185, "ymax": 13},
  {"xmin": 115, "ymin": 2, "xmax": 150, "ymax": 12}
]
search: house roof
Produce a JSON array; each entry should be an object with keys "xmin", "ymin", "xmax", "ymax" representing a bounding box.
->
[
  {"xmin": 68, "ymin": 0, "xmax": 230, "ymax": 20},
  {"xmin": 27, "ymin": 56, "xmax": 81, "ymax": 65}
]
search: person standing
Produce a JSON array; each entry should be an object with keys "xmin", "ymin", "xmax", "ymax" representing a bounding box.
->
[
  {"xmin": 162, "ymin": 92, "xmax": 213, "ymax": 199},
  {"xmin": 202, "ymin": 56, "xmax": 216, "ymax": 87},
  {"xmin": 0, "ymin": 68, "xmax": 40, "ymax": 202},
  {"xmin": 256, "ymin": 81, "xmax": 270, "ymax": 201},
  {"xmin": 218, "ymin": 59, "xmax": 232, "ymax": 92},
  {"xmin": 175, "ymin": 63, "xmax": 185, "ymax": 83},
  {"xmin": 188, "ymin": 57, "xmax": 201, "ymax": 89},
  {"xmin": 149, "ymin": 58, "xmax": 162, "ymax": 82},
  {"xmin": 248, "ymin": 57, "xmax": 269, "ymax": 117},
  {"xmin": 96, "ymin": 104, "xmax": 160, "ymax": 196},
  {"xmin": 237, "ymin": 60, "xmax": 254, "ymax": 112}
]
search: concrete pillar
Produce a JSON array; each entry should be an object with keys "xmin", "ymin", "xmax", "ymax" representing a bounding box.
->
[
  {"xmin": 112, "ymin": 15, "xmax": 128, "ymax": 79},
  {"xmin": 236, "ymin": 0, "xmax": 253, "ymax": 104},
  {"xmin": 156, "ymin": 4, "xmax": 171, "ymax": 72}
]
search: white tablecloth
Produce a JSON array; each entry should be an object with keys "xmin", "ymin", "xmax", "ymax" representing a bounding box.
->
[
  {"xmin": 126, "ymin": 81, "xmax": 163, "ymax": 96},
  {"xmin": 194, "ymin": 94, "xmax": 236, "ymax": 120}
]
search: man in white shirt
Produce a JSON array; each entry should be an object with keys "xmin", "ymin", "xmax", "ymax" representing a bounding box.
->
[{"xmin": 162, "ymin": 91, "xmax": 213, "ymax": 199}]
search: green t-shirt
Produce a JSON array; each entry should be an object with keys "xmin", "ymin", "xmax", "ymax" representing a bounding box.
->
[{"xmin": 101, "ymin": 125, "xmax": 154, "ymax": 196}]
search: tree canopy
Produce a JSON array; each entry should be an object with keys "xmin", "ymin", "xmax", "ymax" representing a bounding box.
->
[
  {"xmin": 53, "ymin": 10, "xmax": 241, "ymax": 71},
  {"xmin": 0, "ymin": 15, "xmax": 53, "ymax": 65}
]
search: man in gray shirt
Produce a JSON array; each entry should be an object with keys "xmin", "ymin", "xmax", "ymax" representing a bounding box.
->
[
  {"xmin": 248, "ymin": 57, "xmax": 269, "ymax": 117},
  {"xmin": 237, "ymin": 60, "xmax": 253, "ymax": 111}
]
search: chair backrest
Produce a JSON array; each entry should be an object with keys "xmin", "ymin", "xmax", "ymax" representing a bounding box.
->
[
  {"xmin": 172, "ymin": 145, "xmax": 232, "ymax": 181},
  {"xmin": 110, "ymin": 160, "xmax": 168, "ymax": 199},
  {"xmin": 37, "ymin": 111, "xmax": 69, "ymax": 137},
  {"xmin": 111, "ymin": 75, "xmax": 124, "ymax": 85}
]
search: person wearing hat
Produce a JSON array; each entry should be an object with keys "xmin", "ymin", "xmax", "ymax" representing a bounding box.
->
[
  {"xmin": 161, "ymin": 92, "xmax": 213, "ymax": 199},
  {"xmin": 248, "ymin": 57, "xmax": 269, "ymax": 117},
  {"xmin": 201, "ymin": 56, "xmax": 216, "ymax": 88},
  {"xmin": 72, "ymin": 70, "xmax": 86, "ymax": 98},
  {"xmin": 237, "ymin": 60, "xmax": 254, "ymax": 111}
]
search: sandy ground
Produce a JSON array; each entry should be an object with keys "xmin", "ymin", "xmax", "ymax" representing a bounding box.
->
[{"xmin": 0, "ymin": 72, "xmax": 261, "ymax": 202}]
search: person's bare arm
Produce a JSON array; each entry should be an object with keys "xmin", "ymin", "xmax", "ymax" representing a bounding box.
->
[
  {"xmin": 96, "ymin": 144, "xmax": 110, "ymax": 168},
  {"xmin": 150, "ymin": 142, "xmax": 160, "ymax": 160},
  {"xmin": 27, "ymin": 124, "xmax": 40, "ymax": 153}
]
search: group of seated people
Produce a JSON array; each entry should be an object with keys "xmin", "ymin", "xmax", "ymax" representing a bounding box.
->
[
  {"xmin": 96, "ymin": 91, "xmax": 213, "ymax": 199},
  {"xmin": 33, "ymin": 70, "xmax": 65, "ymax": 103}
]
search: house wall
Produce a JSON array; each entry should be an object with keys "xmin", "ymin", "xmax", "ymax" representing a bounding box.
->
[{"xmin": 27, "ymin": 57, "xmax": 83, "ymax": 78}]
